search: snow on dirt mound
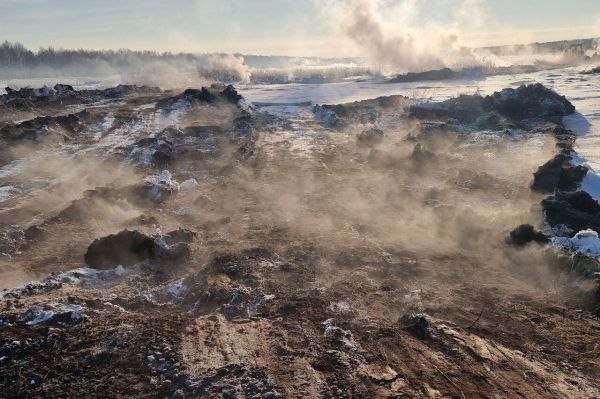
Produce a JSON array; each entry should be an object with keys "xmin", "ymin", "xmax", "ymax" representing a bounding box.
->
[
  {"xmin": 554, "ymin": 229, "xmax": 600, "ymax": 257},
  {"xmin": 409, "ymin": 83, "xmax": 575, "ymax": 125}
]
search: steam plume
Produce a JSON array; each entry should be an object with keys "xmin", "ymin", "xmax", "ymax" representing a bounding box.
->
[{"xmin": 320, "ymin": 0, "xmax": 489, "ymax": 73}]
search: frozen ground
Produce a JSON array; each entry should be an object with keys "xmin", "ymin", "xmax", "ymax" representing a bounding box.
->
[
  {"xmin": 240, "ymin": 67, "xmax": 600, "ymax": 198},
  {"xmin": 0, "ymin": 75, "xmax": 599, "ymax": 398}
]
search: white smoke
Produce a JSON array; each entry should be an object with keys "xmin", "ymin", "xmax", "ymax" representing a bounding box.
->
[
  {"xmin": 318, "ymin": 0, "xmax": 493, "ymax": 73},
  {"xmin": 199, "ymin": 54, "xmax": 252, "ymax": 84}
]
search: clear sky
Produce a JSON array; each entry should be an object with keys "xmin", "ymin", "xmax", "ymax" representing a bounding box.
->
[{"xmin": 1, "ymin": 0, "xmax": 600, "ymax": 55}]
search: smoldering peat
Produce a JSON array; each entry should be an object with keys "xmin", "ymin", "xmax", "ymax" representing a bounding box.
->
[{"xmin": 0, "ymin": 78, "xmax": 599, "ymax": 398}]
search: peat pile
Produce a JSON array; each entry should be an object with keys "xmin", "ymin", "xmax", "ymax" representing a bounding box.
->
[
  {"xmin": 1, "ymin": 82, "xmax": 600, "ymax": 398},
  {"xmin": 409, "ymin": 84, "xmax": 600, "ymax": 288},
  {"xmin": 408, "ymin": 83, "xmax": 575, "ymax": 127},
  {"xmin": 1, "ymin": 84, "xmax": 161, "ymax": 109},
  {"xmin": 388, "ymin": 65, "xmax": 547, "ymax": 84},
  {"xmin": 389, "ymin": 67, "xmax": 484, "ymax": 83},
  {"xmin": 408, "ymin": 85, "xmax": 585, "ymax": 216},
  {"xmin": 313, "ymin": 95, "xmax": 408, "ymax": 129}
]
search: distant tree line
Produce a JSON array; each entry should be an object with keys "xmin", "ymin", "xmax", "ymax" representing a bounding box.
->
[
  {"xmin": 0, "ymin": 41, "xmax": 210, "ymax": 69},
  {"xmin": 0, "ymin": 41, "xmax": 358, "ymax": 70},
  {"xmin": 483, "ymin": 38, "xmax": 598, "ymax": 56},
  {"xmin": 0, "ymin": 41, "xmax": 370, "ymax": 84}
]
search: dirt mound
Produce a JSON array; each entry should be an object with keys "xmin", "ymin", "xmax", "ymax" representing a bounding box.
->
[
  {"xmin": 156, "ymin": 85, "xmax": 243, "ymax": 110},
  {"xmin": 84, "ymin": 230, "xmax": 155, "ymax": 269},
  {"xmin": 389, "ymin": 67, "xmax": 462, "ymax": 83},
  {"xmin": 409, "ymin": 83, "xmax": 575, "ymax": 126},
  {"xmin": 508, "ymin": 224, "xmax": 550, "ymax": 246},
  {"xmin": 532, "ymin": 153, "xmax": 588, "ymax": 193},
  {"xmin": 1, "ymin": 84, "xmax": 160, "ymax": 110},
  {"xmin": 542, "ymin": 191, "xmax": 600, "ymax": 233},
  {"xmin": 84, "ymin": 227, "xmax": 197, "ymax": 270}
]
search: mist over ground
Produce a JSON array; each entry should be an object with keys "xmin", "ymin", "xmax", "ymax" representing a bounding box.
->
[
  {"xmin": 1, "ymin": 1, "xmax": 600, "ymax": 398},
  {"xmin": 2, "ymin": 32, "xmax": 600, "ymax": 91}
]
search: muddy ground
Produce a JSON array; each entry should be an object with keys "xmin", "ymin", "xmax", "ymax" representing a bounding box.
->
[{"xmin": 0, "ymin": 84, "xmax": 599, "ymax": 398}]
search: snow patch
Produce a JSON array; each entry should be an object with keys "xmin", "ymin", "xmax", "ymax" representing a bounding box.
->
[
  {"xmin": 32, "ymin": 85, "xmax": 55, "ymax": 97},
  {"xmin": 159, "ymin": 169, "xmax": 172, "ymax": 182},
  {"xmin": 18, "ymin": 303, "xmax": 84, "ymax": 326},
  {"xmin": 570, "ymin": 229, "xmax": 600, "ymax": 257},
  {"xmin": 0, "ymin": 186, "xmax": 21, "ymax": 202},
  {"xmin": 553, "ymin": 229, "xmax": 600, "ymax": 257},
  {"xmin": 0, "ymin": 159, "xmax": 26, "ymax": 180},
  {"xmin": 1, "ymin": 265, "xmax": 136, "ymax": 298},
  {"xmin": 18, "ymin": 306, "xmax": 54, "ymax": 325},
  {"xmin": 165, "ymin": 279, "xmax": 187, "ymax": 297},
  {"xmin": 563, "ymin": 113, "xmax": 592, "ymax": 136}
]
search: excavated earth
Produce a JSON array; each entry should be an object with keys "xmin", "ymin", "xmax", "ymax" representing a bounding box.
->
[{"xmin": 0, "ymin": 83, "xmax": 599, "ymax": 398}]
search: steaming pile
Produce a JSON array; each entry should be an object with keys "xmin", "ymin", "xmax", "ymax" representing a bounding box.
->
[{"xmin": 0, "ymin": 80, "xmax": 599, "ymax": 398}]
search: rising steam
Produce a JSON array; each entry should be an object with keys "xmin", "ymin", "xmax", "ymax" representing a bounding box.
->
[{"xmin": 319, "ymin": 0, "xmax": 489, "ymax": 73}]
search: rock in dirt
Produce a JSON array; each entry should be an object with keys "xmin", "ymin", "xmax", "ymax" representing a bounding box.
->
[
  {"xmin": 584, "ymin": 283, "xmax": 600, "ymax": 315},
  {"xmin": 322, "ymin": 319, "xmax": 358, "ymax": 350},
  {"xmin": 144, "ymin": 170, "xmax": 180, "ymax": 202},
  {"xmin": 400, "ymin": 313, "xmax": 432, "ymax": 339},
  {"xmin": 131, "ymin": 134, "xmax": 175, "ymax": 167},
  {"xmin": 358, "ymin": 364, "xmax": 398, "ymax": 382},
  {"xmin": 151, "ymin": 228, "xmax": 196, "ymax": 265},
  {"xmin": 156, "ymin": 85, "xmax": 243, "ymax": 110},
  {"xmin": 313, "ymin": 104, "xmax": 347, "ymax": 129},
  {"xmin": 491, "ymin": 83, "xmax": 576, "ymax": 121},
  {"xmin": 508, "ymin": 224, "xmax": 550, "ymax": 246},
  {"xmin": 581, "ymin": 66, "xmax": 600, "ymax": 75},
  {"xmin": 53, "ymin": 83, "xmax": 75, "ymax": 94}
]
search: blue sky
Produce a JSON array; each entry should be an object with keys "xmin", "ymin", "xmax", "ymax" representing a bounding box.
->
[{"xmin": 1, "ymin": 0, "xmax": 600, "ymax": 55}]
